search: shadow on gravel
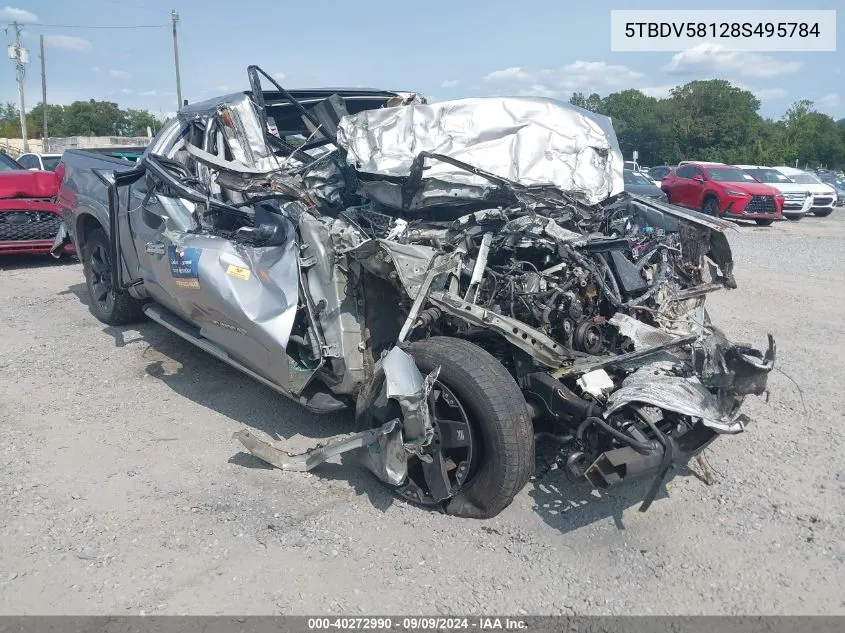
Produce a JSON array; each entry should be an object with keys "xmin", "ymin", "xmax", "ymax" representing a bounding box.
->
[
  {"xmin": 0, "ymin": 253, "xmax": 79, "ymax": 270},
  {"xmin": 528, "ymin": 460, "xmax": 705, "ymax": 534},
  {"xmin": 61, "ymin": 281, "xmax": 400, "ymax": 512}
]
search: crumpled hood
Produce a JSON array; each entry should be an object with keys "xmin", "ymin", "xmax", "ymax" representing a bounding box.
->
[
  {"xmin": 0, "ymin": 170, "xmax": 59, "ymax": 199},
  {"xmin": 336, "ymin": 96, "xmax": 624, "ymax": 207}
]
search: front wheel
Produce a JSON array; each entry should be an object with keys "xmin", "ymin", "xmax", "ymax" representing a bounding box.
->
[
  {"xmin": 785, "ymin": 215, "xmax": 802, "ymax": 221},
  {"xmin": 813, "ymin": 209, "xmax": 833, "ymax": 217},
  {"xmin": 356, "ymin": 337, "xmax": 535, "ymax": 518},
  {"xmin": 755, "ymin": 219, "xmax": 774, "ymax": 226},
  {"xmin": 82, "ymin": 227, "xmax": 145, "ymax": 325},
  {"xmin": 702, "ymin": 197, "xmax": 720, "ymax": 217}
]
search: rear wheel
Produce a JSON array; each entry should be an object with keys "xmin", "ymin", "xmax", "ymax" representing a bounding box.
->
[
  {"xmin": 702, "ymin": 197, "xmax": 719, "ymax": 217},
  {"xmin": 82, "ymin": 227, "xmax": 145, "ymax": 325},
  {"xmin": 813, "ymin": 209, "xmax": 833, "ymax": 217},
  {"xmin": 755, "ymin": 219, "xmax": 774, "ymax": 226},
  {"xmin": 356, "ymin": 337, "xmax": 534, "ymax": 518}
]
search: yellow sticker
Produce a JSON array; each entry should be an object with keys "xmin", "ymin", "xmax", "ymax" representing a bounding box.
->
[{"xmin": 226, "ymin": 264, "xmax": 251, "ymax": 281}]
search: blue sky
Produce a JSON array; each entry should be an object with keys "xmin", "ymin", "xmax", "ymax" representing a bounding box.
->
[{"xmin": 0, "ymin": 0, "xmax": 842, "ymax": 121}]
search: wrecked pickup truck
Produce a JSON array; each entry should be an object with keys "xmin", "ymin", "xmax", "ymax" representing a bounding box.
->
[{"xmin": 55, "ymin": 66, "xmax": 775, "ymax": 518}]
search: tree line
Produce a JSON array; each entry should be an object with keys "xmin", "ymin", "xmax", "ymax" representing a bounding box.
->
[
  {"xmin": 0, "ymin": 100, "xmax": 161, "ymax": 139},
  {"xmin": 570, "ymin": 79, "xmax": 845, "ymax": 169}
]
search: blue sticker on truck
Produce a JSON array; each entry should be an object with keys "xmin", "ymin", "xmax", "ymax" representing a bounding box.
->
[{"xmin": 168, "ymin": 246, "xmax": 202, "ymax": 290}]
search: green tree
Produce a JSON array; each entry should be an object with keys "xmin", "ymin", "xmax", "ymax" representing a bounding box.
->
[
  {"xmin": 783, "ymin": 101, "xmax": 844, "ymax": 167},
  {"xmin": 667, "ymin": 80, "xmax": 762, "ymax": 164},
  {"xmin": 569, "ymin": 92, "xmax": 602, "ymax": 113},
  {"xmin": 122, "ymin": 108, "xmax": 159, "ymax": 136},
  {"xmin": 599, "ymin": 89, "xmax": 669, "ymax": 166}
]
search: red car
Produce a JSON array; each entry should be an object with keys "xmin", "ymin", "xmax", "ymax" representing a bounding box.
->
[
  {"xmin": 661, "ymin": 162, "xmax": 784, "ymax": 226},
  {"xmin": 0, "ymin": 151, "xmax": 71, "ymax": 255}
]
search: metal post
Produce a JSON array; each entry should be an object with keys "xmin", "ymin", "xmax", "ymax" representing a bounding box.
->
[
  {"xmin": 171, "ymin": 9, "xmax": 182, "ymax": 111},
  {"xmin": 40, "ymin": 34, "xmax": 47, "ymax": 152},
  {"xmin": 10, "ymin": 22, "xmax": 28, "ymax": 151}
]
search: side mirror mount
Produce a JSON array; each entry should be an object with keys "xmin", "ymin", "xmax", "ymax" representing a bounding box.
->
[
  {"xmin": 692, "ymin": 174, "xmax": 705, "ymax": 183},
  {"xmin": 234, "ymin": 222, "xmax": 286, "ymax": 247}
]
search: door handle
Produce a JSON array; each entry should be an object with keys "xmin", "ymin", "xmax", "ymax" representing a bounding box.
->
[{"xmin": 145, "ymin": 241, "xmax": 166, "ymax": 255}]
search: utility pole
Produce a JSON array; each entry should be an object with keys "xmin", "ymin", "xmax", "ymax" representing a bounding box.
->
[
  {"xmin": 7, "ymin": 22, "xmax": 29, "ymax": 151},
  {"xmin": 171, "ymin": 9, "xmax": 182, "ymax": 111},
  {"xmin": 40, "ymin": 34, "xmax": 47, "ymax": 152}
]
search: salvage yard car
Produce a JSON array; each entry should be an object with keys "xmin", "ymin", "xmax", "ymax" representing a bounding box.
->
[
  {"xmin": 774, "ymin": 166, "xmax": 837, "ymax": 217},
  {"xmin": 661, "ymin": 162, "xmax": 784, "ymax": 226},
  {"xmin": 53, "ymin": 67, "xmax": 775, "ymax": 518},
  {"xmin": 736, "ymin": 165, "xmax": 811, "ymax": 221},
  {"xmin": 0, "ymin": 150, "xmax": 70, "ymax": 256}
]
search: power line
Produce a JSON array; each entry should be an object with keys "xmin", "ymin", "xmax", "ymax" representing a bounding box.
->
[{"xmin": 1, "ymin": 22, "xmax": 167, "ymax": 29}]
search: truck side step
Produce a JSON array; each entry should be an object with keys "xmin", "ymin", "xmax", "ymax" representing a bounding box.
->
[{"xmin": 141, "ymin": 303, "xmax": 293, "ymax": 400}]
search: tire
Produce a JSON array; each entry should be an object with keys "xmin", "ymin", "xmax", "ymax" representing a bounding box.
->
[
  {"xmin": 755, "ymin": 219, "xmax": 774, "ymax": 226},
  {"xmin": 663, "ymin": 190, "xmax": 671, "ymax": 203},
  {"xmin": 785, "ymin": 215, "xmax": 802, "ymax": 221},
  {"xmin": 82, "ymin": 227, "xmax": 145, "ymax": 325},
  {"xmin": 812, "ymin": 209, "xmax": 833, "ymax": 217},
  {"xmin": 356, "ymin": 337, "xmax": 534, "ymax": 518},
  {"xmin": 702, "ymin": 197, "xmax": 719, "ymax": 217}
]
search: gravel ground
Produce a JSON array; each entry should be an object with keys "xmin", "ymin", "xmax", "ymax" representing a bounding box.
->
[{"xmin": 1, "ymin": 213, "xmax": 844, "ymax": 615}]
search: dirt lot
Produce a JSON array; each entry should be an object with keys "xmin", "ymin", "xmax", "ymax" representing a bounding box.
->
[{"xmin": 1, "ymin": 213, "xmax": 844, "ymax": 615}]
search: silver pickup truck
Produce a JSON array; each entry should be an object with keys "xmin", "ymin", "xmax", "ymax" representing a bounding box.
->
[{"xmin": 53, "ymin": 66, "xmax": 775, "ymax": 518}]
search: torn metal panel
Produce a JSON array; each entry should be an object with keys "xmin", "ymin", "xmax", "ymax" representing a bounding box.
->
[
  {"xmin": 232, "ymin": 419, "xmax": 400, "ymax": 472},
  {"xmin": 609, "ymin": 312, "xmax": 688, "ymax": 350},
  {"xmin": 382, "ymin": 346, "xmax": 439, "ymax": 449},
  {"xmin": 605, "ymin": 364, "xmax": 746, "ymax": 434},
  {"xmin": 359, "ymin": 421, "xmax": 408, "ymax": 486},
  {"xmin": 376, "ymin": 240, "xmax": 439, "ymax": 300},
  {"xmin": 337, "ymin": 97, "xmax": 624, "ymax": 207},
  {"xmin": 428, "ymin": 290, "xmax": 572, "ymax": 368}
]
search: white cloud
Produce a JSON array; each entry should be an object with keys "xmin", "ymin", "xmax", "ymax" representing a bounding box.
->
[
  {"xmin": 817, "ymin": 93, "xmax": 841, "ymax": 109},
  {"xmin": 484, "ymin": 60, "xmax": 645, "ymax": 95},
  {"xmin": 138, "ymin": 90, "xmax": 158, "ymax": 97},
  {"xmin": 517, "ymin": 84, "xmax": 561, "ymax": 99},
  {"xmin": 120, "ymin": 88, "xmax": 134, "ymax": 94},
  {"xmin": 637, "ymin": 84, "xmax": 677, "ymax": 99},
  {"xmin": 110, "ymin": 69, "xmax": 132, "ymax": 80},
  {"xmin": 215, "ymin": 85, "xmax": 230, "ymax": 92},
  {"xmin": 273, "ymin": 72, "xmax": 286, "ymax": 81},
  {"xmin": 0, "ymin": 6, "xmax": 37, "ymax": 22},
  {"xmin": 44, "ymin": 34, "xmax": 91, "ymax": 53},
  {"xmin": 440, "ymin": 79, "xmax": 460, "ymax": 88},
  {"xmin": 484, "ymin": 67, "xmax": 537, "ymax": 82},
  {"xmin": 753, "ymin": 88, "xmax": 788, "ymax": 101},
  {"xmin": 663, "ymin": 43, "xmax": 802, "ymax": 79},
  {"xmin": 92, "ymin": 66, "xmax": 100, "ymax": 72}
]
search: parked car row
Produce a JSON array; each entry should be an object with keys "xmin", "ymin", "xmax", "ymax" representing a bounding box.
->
[{"xmin": 637, "ymin": 162, "xmax": 839, "ymax": 227}]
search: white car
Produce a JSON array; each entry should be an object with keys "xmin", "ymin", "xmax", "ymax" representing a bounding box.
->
[
  {"xmin": 16, "ymin": 152, "xmax": 63, "ymax": 171},
  {"xmin": 774, "ymin": 166, "xmax": 837, "ymax": 217},
  {"xmin": 737, "ymin": 165, "xmax": 812, "ymax": 221}
]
